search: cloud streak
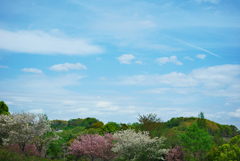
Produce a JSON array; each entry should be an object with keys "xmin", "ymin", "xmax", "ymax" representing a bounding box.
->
[
  {"xmin": 0, "ymin": 29, "xmax": 103, "ymax": 55},
  {"xmin": 21, "ymin": 68, "xmax": 43, "ymax": 74},
  {"xmin": 166, "ymin": 35, "xmax": 221, "ymax": 58},
  {"xmin": 49, "ymin": 63, "xmax": 87, "ymax": 71},
  {"xmin": 0, "ymin": 65, "xmax": 9, "ymax": 68}
]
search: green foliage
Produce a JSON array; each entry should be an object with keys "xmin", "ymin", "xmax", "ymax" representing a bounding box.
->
[
  {"xmin": 211, "ymin": 130, "xmax": 228, "ymax": 148},
  {"xmin": 179, "ymin": 123, "xmax": 216, "ymax": 160},
  {"xmin": 166, "ymin": 117, "xmax": 183, "ymax": 128},
  {"xmin": 0, "ymin": 145, "xmax": 62, "ymax": 161},
  {"xmin": 80, "ymin": 128, "xmax": 103, "ymax": 135},
  {"xmin": 120, "ymin": 123, "xmax": 128, "ymax": 130},
  {"xmin": 217, "ymin": 123, "xmax": 236, "ymax": 137},
  {"xmin": 101, "ymin": 122, "xmax": 121, "ymax": 134},
  {"xmin": 57, "ymin": 130, "xmax": 76, "ymax": 143},
  {"xmin": 71, "ymin": 126, "xmax": 85, "ymax": 134},
  {"xmin": 0, "ymin": 101, "xmax": 10, "ymax": 116},
  {"xmin": 90, "ymin": 121, "xmax": 104, "ymax": 128},
  {"xmin": 207, "ymin": 135, "xmax": 240, "ymax": 161},
  {"xmin": 50, "ymin": 120, "xmax": 68, "ymax": 131},
  {"xmin": 197, "ymin": 111, "xmax": 207, "ymax": 131},
  {"xmin": 45, "ymin": 138, "xmax": 65, "ymax": 160},
  {"xmin": 79, "ymin": 117, "xmax": 99, "ymax": 128},
  {"xmin": 68, "ymin": 118, "xmax": 83, "ymax": 126},
  {"xmin": 138, "ymin": 113, "xmax": 166, "ymax": 138}
]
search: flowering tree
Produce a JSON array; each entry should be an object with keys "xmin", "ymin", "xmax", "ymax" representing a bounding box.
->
[
  {"xmin": 0, "ymin": 111, "xmax": 36, "ymax": 154},
  {"xmin": 68, "ymin": 133, "xmax": 118, "ymax": 161},
  {"xmin": 31, "ymin": 114, "xmax": 59, "ymax": 158},
  {"xmin": 112, "ymin": 129, "xmax": 169, "ymax": 161},
  {"xmin": 0, "ymin": 111, "xmax": 59, "ymax": 157}
]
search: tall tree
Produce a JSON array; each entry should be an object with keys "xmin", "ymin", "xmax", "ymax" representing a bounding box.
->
[
  {"xmin": 197, "ymin": 111, "xmax": 207, "ymax": 131},
  {"xmin": 0, "ymin": 101, "xmax": 10, "ymax": 116},
  {"xmin": 0, "ymin": 111, "xmax": 58, "ymax": 156},
  {"xmin": 31, "ymin": 113, "xmax": 59, "ymax": 158},
  {"xmin": 0, "ymin": 111, "xmax": 36, "ymax": 154},
  {"xmin": 138, "ymin": 113, "xmax": 166, "ymax": 138},
  {"xmin": 179, "ymin": 123, "xmax": 215, "ymax": 160}
]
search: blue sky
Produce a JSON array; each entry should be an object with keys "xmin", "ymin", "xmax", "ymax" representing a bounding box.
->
[{"xmin": 0, "ymin": 0, "xmax": 240, "ymax": 129}]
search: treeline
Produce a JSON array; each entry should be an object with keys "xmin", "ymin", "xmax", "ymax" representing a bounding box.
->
[{"xmin": 50, "ymin": 115, "xmax": 239, "ymax": 138}]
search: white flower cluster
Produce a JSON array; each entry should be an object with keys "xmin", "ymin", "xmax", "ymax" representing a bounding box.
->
[
  {"xmin": 112, "ymin": 129, "xmax": 169, "ymax": 161},
  {"xmin": 0, "ymin": 111, "xmax": 59, "ymax": 156}
]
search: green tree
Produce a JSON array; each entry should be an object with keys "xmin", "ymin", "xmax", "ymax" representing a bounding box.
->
[
  {"xmin": 138, "ymin": 113, "xmax": 166, "ymax": 138},
  {"xmin": 101, "ymin": 122, "xmax": 121, "ymax": 134},
  {"xmin": 90, "ymin": 121, "xmax": 104, "ymax": 129},
  {"xmin": 120, "ymin": 123, "xmax": 128, "ymax": 130},
  {"xmin": 0, "ymin": 101, "xmax": 10, "ymax": 116},
  {"xmin": 197, "ymin": 111, "xmax": 207, "ymax": 131},
  {"xmin": 206, "ymin": 135, "xmax": 240, "ymax": 161},
  {"xmin": 179, "ymin": 123, "xmax": 216, "ymax": 160}
]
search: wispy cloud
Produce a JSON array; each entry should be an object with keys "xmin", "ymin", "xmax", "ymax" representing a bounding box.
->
[
  {"xmin": 0, "ymin": 65, "xmax": 9, "ymax": 68},
  {"xmin": 156, "ymin": 56, "xmax": 182, "ymax": 66},
  {"xmin": 117, "ymin": 54, "xmax": 135, "ymax": 64},
  {"xmin": 0, "ymin": 29, "xmax": 103, "ymax": 55},
  {"xmin": 95, "ymin": 102, "xmax": 111, "ymax": 107},
  {"xmin": 28, "ymin": 108, "xmax": 44, "ymax": 114},
  {"xmin": 135, "ymin": 60, "xmax": 143, "ymax": 65},
  {"xmin": 21, "ymin": 68, "xmax": 43, "ymax": 74},
  {"xmin": 196, "ymin": 54, "xmax": 206, "ymax": 59},
  {"xmin": 99, "ymin": 77, "xmax": 106, "ymax": 81},
  {"xmin": 184, "ymin": 56, "xmax": 194, "ymax": 61},
  {"xmin": 194, "ymin": 0, "xmax": 220, "ymax": 4},
  {"xmin": 49, "ymin": 63, "xmax": 87, "ymax": 71}
]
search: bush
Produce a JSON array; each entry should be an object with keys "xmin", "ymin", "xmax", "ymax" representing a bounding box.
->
[{"xmin": 164, "ymin": 145, "xmax": 184, "ymax": 161}]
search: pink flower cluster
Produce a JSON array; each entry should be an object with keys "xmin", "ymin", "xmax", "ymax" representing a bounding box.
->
[{"xmin": 68, "ymin": 133, "xmax": 118, "ymax": 161}]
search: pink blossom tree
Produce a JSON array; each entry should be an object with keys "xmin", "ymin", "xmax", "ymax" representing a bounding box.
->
[{"xmin": 68, "ymin": 133, "xmax": 118, "ymax": 161}]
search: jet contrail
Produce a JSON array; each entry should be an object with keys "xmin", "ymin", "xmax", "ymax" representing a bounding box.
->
[{"xmin": 164, "ymin": 34, "xmax": 221, "ymax": 58}]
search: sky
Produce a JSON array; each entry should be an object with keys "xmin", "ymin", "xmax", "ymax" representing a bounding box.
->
[{"xmin": 0, "ymin": 0, "xmax": 240, "ymax": 129}]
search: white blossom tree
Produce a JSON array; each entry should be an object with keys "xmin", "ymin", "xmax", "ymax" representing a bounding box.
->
[
  {"xmin": 112, "ymin": 129, "xmax": 169, "ymax": 161},
  {"xmin": 31, "ymin": 113, "xmax": 59, "ymax": 158},
  {"xmin": 0, "ymin": 111, "xmax": 59, "ymax": 157},
  {"xmin": 0, "ymin": 111, "xmax": 36, "ymax": 154}
]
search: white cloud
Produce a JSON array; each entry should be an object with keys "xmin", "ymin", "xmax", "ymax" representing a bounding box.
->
[
  {"xmin": 117, "ymin": 54, "xmax": 135, "ymax": 64},
  {"xmin": 52, "ymin": 110, "xmax": 63, "ymax": 115},
  {"xmin": 0, "ymin": 65, "xmax": 9, "ymax": 68},
  {"xmin": 66, "ymin": 108, "xmax": 88, "ymax": 113},
  {"xmin": 118, "ymin": 64, "xmax": 240, "ymax": 88},
  {"xmin": 135, "ymin": 60, "xmax": 143, "ymax": 65},
  {"xmin": 21, "ymin": 68, "xmax": 43, "ymax": 74},
  {"xmin": 99, "ymin": 77, "xmax": 106, "ymax": 81},
  {"xmin": 95, "ymin": 102, "xmax": 111, "ymax": 107},
  {"xmin": 228, "ymin": 108, "xmax": 240, "ymax": 118},
  {"xmin": 28, "ymin": 108, "xmax": 44, "ymax": 114},
  {"xmin": 184, "ymin": 56, "xmax": 194, "ymax": 61},
  {"xmin": 196, "ymin": 54, "xmax": 206, "ymax": 59},
  {"xmin": 224, "ymin": 102, "xmax": 232, "ymax": 106},
  {"xmin": 49, "ymin": 63, "xmax": 87, "ymax": 71},
  {"xmin": 194, "ymin": 0, "xmax": 220, "ymax": 4},
  {"xmin": 0, "ymin": 29, "xmax": 103, "ymax": 55},
  {"xmin": 156, "ymin": 56, "xmax": 182, "ymax": 66}
]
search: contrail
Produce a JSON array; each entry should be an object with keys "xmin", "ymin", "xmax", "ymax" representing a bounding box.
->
[{"xmin": 164, "ymin": 35, "xmax": 221, "ymax": 58}]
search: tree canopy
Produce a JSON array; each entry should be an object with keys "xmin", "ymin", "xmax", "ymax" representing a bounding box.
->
[{"xmin": 0, "ymin": 101, "xmax": 10, "ymax": 116}]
